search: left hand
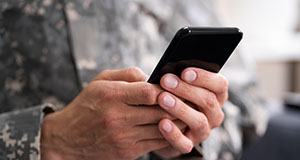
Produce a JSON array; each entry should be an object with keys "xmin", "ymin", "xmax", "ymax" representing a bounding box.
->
[
  {"xmin": 41, "ymin": 67, "xmax": 182, "ymax": 160},
  {"xmin": 153, "ymin": 67, "xmax": 228, "ymax": 158}
]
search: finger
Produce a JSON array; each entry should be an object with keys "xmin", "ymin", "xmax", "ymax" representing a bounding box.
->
[
  {"xmin": 158, "ymin": 119, "xmax": 193, "ymax": 154},
  {"xmin": 158, "ymin": 92, "xmax": 211, "ymax": 139},
  {"xmin": 128, "ymin": 105, "xmax": 178, "ymax": 125},
  {"xmin": 93, "ymin": 67, "xmax": 148, "ymax": 82},
  {"xmin": 217, "ymin": 91, "xmax": 228, "ymax": 107},
  {"xmin": 133, "ymin": 125, "xmax": 163, "ymax": 140},
  {"xmin": 160, "ymin": 75, "xmax": 224, "ymax": 128},
  {"xmin": 93, "ymin": 81, "xmax": 162, "ymax": 106},
  {"xmin": 95, "ymin": 81, "xmax": 163, "ymax": 105},
  {"xmin": 181, "ymin": 67, "xmax": 228, "ymax": 94},
  {"xmin": 161, "ymin": 73, "xmax": 218, "ymax": 108},
  {"xmin": 181, "ymin": 68, "xmax": 228, "ymax": 104},
  {"xmin": 133, "ymin": 120, "xmax": 187, "ymax": 141},
  {"xmin": 121, "ymin": 82, "xmax": 164, "ymax": 105},
  {"xmin": 153, "ymin": 146, "xmax": 181, "ymax": 159},
  {"xmin": 136, "ymin": 139, "xmax": 169, "ymax": 156}
]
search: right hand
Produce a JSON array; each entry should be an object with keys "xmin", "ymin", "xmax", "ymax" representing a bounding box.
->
[{"xmin": 41, "ymin": 68, "xmax": 186, "ymax": 160}]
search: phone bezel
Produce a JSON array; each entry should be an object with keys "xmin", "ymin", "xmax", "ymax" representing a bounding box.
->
[{"xmin": 147, "ymin": 27, "xmax": 243, "ymax": 84}]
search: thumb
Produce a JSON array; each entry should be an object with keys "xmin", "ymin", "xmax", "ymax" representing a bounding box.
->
[{"xmin": 93, "ymin": 67, "xmax": 148, "ymax": 82}]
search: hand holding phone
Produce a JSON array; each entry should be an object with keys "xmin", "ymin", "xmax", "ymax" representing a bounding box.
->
[{"xmin": 150, "ymin": 27, "xmax": 243, "ymax": 157}]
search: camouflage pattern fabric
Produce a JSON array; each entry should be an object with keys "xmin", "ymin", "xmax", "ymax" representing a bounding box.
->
[
  {"xmin": 0, "ymin": 0, "xmax": 80, "ymax": 113},
  {"xmin": 0, "ymin": 0, "xmax": 269, "ymax": 159},
  {"xmin": 0, "ymin": 0, "xmax": 79, "ymax": 159},
  {"xmin": 0, "ymin": 105, "xmax": 54, "ymax": 160}
]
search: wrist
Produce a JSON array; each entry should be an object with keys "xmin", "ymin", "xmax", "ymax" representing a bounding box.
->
[
  {"xmin": 41, "ymin": 110, "xmax": 77, "ymax": 160},
  {"xmin": 41, "ymin": 113, "xmax": 61, "ymax": 160},
  {"xmin": 41, "ymin": 110, "xmax": 59, "ymax": 146}
]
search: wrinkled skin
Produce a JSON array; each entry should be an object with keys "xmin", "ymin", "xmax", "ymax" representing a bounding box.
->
[{"xmin": 41, "ymin": 67, "xmax": 228, "ymax": 159}]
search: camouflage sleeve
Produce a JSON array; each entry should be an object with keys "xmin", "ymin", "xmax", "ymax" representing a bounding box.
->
[{"xmin": 0, "ymin": 104, "xmax": 54, "ymax": 160}]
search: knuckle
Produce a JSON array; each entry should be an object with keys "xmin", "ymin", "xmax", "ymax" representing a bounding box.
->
[
  {"xmin": 222, "ymin": 92, "xmax": 229, "ymax": 104},
  {"xmin": 202, "ymin": 129, "xmax": 211, "ymax": 141},
  {"xmin": 111, "ymin": 134, "xmax": 133, "ymax": 149},
  {"xmin": 204, "ymin": 91, "xmax": 217, "ymax": 108},
  {"xmin": 100, "ymin": 69, "xmax": 110, "ymax": 76},
  {"xmin": 88, "ymin": 80, "xmax": 103, "ymax": 90},
  {"xmin": 194, "ymin": 115, "xmax": 207, "ymax": 131},
  {"xmin": 100, "ymin": 84, "xmax": 125, "ymax": 101},
  {"xmin": 181, "ymin": 143, "xmax": 193, "ymax": 154},
  {"xmin": 110, "ymin": 133, "xmax": 122, "ymax": 145},
  {"xmin": 220, "ymin": 75, "xmax": 229, "ymax": 93},
  {"xmin": 206, "ymin": 127, "xmax": 211, "ymax": 137},
  {"xmin": 200, "ymin": 116, "xmax": 211, "ymax": 141},
  {"xmin": 102, "ymin": 91, "xmax": 117, "ymax": 102},
  {"xmin": 102, "ymin": 115, "xmax": 114, "ymax": 130},
  {"xmin": 127, "ymin": 67, "xmax": 140, "ymax": 73},
  {"xmin": 141, "ymin": 84, "xmax": 157, "ymax": 104},
  {"xmin": 198, "ymin": 127, "xmax": 211, "ymax": 142},
  {"xmin": 96, "ymin": 70, "xmax": 110, "ymax": 80},
  {"xmin": 88, "ymin": 81, "xmax": 109, "ymax": 97},
  {"xmin": 214, "ymin": 110, "xmax": 225, "ymax": 128},
  {"xmin": 126, "ymin": 67, "xmax": 141, "ymax": 80},
  {"xmin": 102, "ymin": 91, "xmax": 114, "ymax": 101},
  {"xmin": 102, "ymin": 110, "xmax": 121, "ymax": 129}
]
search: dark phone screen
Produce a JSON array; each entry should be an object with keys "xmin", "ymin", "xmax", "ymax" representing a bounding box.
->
[{"xmin": 148, "ymin": 30, "xmax": 242, "ymax": 84}]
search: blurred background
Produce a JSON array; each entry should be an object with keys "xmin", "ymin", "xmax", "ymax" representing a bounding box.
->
[
  {"xmin": 1, "ymin": 0, "xmax": 299, "ymax": 159},
  {"xmin": 215, "ymin": 0, "xmax": 300, "ymax": 100},
  {"xmin": 214, "ymin": 1, "xmax": 300, "ymax": 159}
]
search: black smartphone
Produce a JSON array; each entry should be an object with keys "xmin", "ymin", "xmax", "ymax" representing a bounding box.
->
[{"xmin": 147, "ymin": 27, "xmax": 243, "ymax": 84}]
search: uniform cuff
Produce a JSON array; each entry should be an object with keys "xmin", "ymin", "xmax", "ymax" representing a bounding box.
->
[{"xmin": 0, "ymin": 104, "xmax": 55, "ymax": 160}]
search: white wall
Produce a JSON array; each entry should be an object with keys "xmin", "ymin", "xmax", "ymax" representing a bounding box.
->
[
  {"xmin": 215, "ymin": 0, "xmax": 300, "ymax": 61},
  {"xmin": 215, "ymin": 0, "xmax": 300, "ymax": 99}
]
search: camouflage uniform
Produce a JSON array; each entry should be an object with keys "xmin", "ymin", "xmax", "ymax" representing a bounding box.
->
[{"xmin": 0, "ymin": 0, "xmax": 268, "ymax": 159}]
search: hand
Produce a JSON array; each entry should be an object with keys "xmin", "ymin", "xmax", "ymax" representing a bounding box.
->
[
  {"xmin": 154, "ymin": 68, "xmax": 228, "ymax": 158},
  {"xmin": 41, "ymin": 68, "xmax": 186, "ymax": 160}
]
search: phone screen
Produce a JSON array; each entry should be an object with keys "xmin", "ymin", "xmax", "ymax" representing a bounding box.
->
[{"xmin": 148, "ymin": 27, "xmax": 243, "ymax": 84}]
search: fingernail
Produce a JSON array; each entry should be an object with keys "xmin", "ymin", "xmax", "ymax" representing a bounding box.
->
[
  {"xmin": 184, "ymin": 70, "xmax": 197, "ymax": 82},
  {"xmin": 164, "ymin": 76, "xmax": 178, "ymax": 88},
  {"xmin": 162, "ymin": 121, "xmax": 172, "ymax": 133},
  {"xmin": 162, "ymin": 95, "xmax": 175, "ymax": 108}
]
